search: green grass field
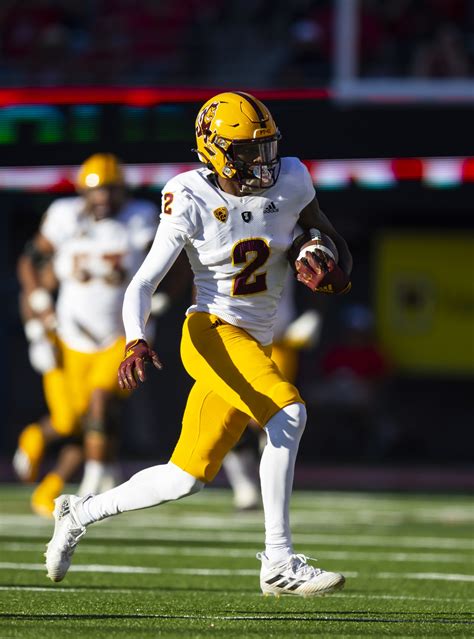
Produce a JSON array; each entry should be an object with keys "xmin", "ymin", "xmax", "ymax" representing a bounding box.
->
[{"xmin": 0, "ymin": 484, "xmax": 472, "ymax": 638}]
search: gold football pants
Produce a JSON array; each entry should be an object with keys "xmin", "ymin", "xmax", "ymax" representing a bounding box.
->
[
  {"xmin": 170, "ymin": 312, "xmax": 303, "ymax": 482},
  {"xmin": 43, "ymin": 336, "xmax": 126, "ymax": 436},
  {"xmin": 270, "ymin": 342, "xmax": 298, "ymax": 384}
]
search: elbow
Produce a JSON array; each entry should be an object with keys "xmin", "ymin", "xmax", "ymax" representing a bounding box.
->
[
  {"xmin": 17, "ymin": 254, "xmax": 34, "ymax": 287},
  {"xmin": 334, "ymin": 238, "xmax": 352, "ymax": 275},
  {"xmin": 125, "ymin": 275, "xmax": 155, "ymax": 301}
]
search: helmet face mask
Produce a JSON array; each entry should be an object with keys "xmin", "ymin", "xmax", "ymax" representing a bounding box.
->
[
  {"xmin": 83, "ymin": 184, "xmax": 125, "ymax": 219},
  {"xmin": 230, "ymin": 137, "xmax": 281, "ymax": 190},
  {"xmin": 195, "ymin": 92, "xmax": 281, "ymax": 193}
]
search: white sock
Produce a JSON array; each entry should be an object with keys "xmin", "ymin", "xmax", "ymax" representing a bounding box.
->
[
  {"xmin": 75, "ymin": 461, "xmax": 203, "ymax": 526},
  {"xmin": 259, "ymin": 402, "xmax": 306, "ymax": 564},
  {"xmin": 77, "ymin": 460, "xmax": 106, "ymax": 496}
]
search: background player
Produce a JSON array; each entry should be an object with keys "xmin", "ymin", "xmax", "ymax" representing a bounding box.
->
[
  {"xmin": 45, "ymin": 92, "xmax": 352, "ymax": 598},
  {"xmin": 14, "ymin": 153, "xmax": 158, "ymax": 515}
]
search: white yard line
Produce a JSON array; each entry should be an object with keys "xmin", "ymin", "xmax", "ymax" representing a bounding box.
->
[
  {"xmin": 0, "ymin": 585, "xmax": 468, "ymax": 604},
  {"xmin": 300, "ymin": 550, "xmax": 471, "ymax": 563},
  {"xmin": 334, "ymin": 592, "xmax": 470, "ymax": 603},
  {"xmin": 2, "ymin": 528, "xmax": 472, "ymax": 552},
  {"xmin": 0, "ymin": 541, "xmax": 470, "ymax": 564},
  {"xmin": 26, "ymin": 526, "xmax": 474, "ymax": 551},
  {"xmin": 3, "ymin": 487, "xmax": 472, "ymax": 508},
  {"xmin": 181, "ymin": 490, "xmax": 474, "ymax": 506},
  {"xmin": 1, "ymin": 524, "xmax": 471, "ymax": 550},
  {"xmin": 377, "ymin": 572, "xmax": 474, "ymax": 582},
  {"xmin": 0, "ymin": 562, "xmax": 259, "ymax": 576},
  {"xmin": 2, "ymin": 506, "xmax": 473, "ymax": 527},
  {"xmin": 1, "ymin": 561, "xmax": 473, "ymax": 582}
]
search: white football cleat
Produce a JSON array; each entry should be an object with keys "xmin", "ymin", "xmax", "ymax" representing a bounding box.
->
[
  {"xmin": 257, "ymin": 552, "xmax": 345, "ymax": 597},
  {"xmin": 45, "ymin": 494, "xmax": 87, "ymax": 582}
]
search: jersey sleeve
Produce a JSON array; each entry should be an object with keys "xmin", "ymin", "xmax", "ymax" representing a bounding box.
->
[
  {"xmin": 40, "ymin": 198, "xmax": 75, "ymax": 248},
  {"xmin": 122, "ymin": 219, "xmax": 186, "ymax": 342},
  {"xmin": 297, "ymin": 159, "xmax": 316, "ymax": 209},
  {"xmin": 159, "ymin": 178, "xmax": 198, "ymax": 240},
  {"xmin": 122, "ymin": 179, "xmax": 198, "ymax": 341}
]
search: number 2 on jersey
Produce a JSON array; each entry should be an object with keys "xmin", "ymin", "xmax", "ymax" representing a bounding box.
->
[
  {"xmin": 163, "ymin": 192, "xmax": 174, "ymax": 214},
  {"xmin": 232, "ymin": 238, "xmax": 270, "ymax": 296}
]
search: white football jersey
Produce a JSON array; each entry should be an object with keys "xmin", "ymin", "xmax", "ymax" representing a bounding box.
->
[
  {"xmin": 41, "ymin": 196, "xmax": 158, "ymax": 352},
  {"xmin": 159, "ymin": 157, "xmax": 314, "ymax": 345}
]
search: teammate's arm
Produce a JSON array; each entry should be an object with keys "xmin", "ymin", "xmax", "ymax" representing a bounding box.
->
[
  {"xmin": 17, "ymin": 232, "xmax": 58, "ymax": 374},
  {"xmin": 297, "ymin": 197, "xmax": 353, "ymax": 276},
  {"xmin": 17, "ymin": 233, "xmax": 56, "ymax": 322}
]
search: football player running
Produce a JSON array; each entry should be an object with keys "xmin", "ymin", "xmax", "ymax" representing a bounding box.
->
[
  {"xmin": 45, "ymin": 93, "xmax": 352, "ymax": 597},
  {"xmin": 14, "ymin": 153, "xmax": 158, "ymax": 516}
]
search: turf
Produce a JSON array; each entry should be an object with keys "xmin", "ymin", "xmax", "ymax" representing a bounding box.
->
[{"xmin": 0, "ymin": 484, "xmax": 472, "ymax": 638}]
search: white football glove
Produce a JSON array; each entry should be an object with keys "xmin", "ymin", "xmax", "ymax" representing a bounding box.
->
[
  {"xmin": 282, "ymin": 310, "xmax": 322, "ymax": 350},
  {"xmin": 150, "ymin": 292, "xmax": 171, "ymax": 317},
  {"xmin": 28, "ymin": 337, "xmax": 57, "ymax": 374}
]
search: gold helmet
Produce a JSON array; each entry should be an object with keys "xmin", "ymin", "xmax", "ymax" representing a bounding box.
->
[
  {"xmin": 195, "ymin": 91, "xmax": 281, "ymax": 190},
  {"xmin": 76, "ymin": 153, "xmax": 125, "ymax": 190}
]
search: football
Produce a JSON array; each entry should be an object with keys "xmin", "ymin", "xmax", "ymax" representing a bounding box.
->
[
  {"xmin": 300, "ymin": 232, "xmax": 338, "ymax": 265},
  {"xmin": 288, "ymin": 230, "xmax": 338, "ymax": 268},
  {"xmin": 288, "ymin": 229, "xmax": 350, "ymax": 294}
]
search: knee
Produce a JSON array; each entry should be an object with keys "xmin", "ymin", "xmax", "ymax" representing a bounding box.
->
[
  {"xmin": 292, "ymin": 402, "xmax": 307, "ymax": 430},
  {"xmin": 50, "ymin": 415, "xmax": 78, "ymax": 437},
  {"xmin": 128, "ymin": 462, "xmax": 204, "ymax": 501},
  {"xmin": 168, "ymin": 462, "xmax": 204, "ymax": 499},
  {"xmin": 84, "ymin": 393, "xmax": 120, "ymax": 436},
  {"xmin": 260, "ymin": 381, "xmax": 304, "ymax": 425},
  {"xmin": 283, "ymin": 402, "xmax": 307, "ymax": 438},
  {"xmin": 264, "ymin": 402, "xmax": 307, "ymax": 447},
  {"xmin": 180, "ymin": 472, "xmax": 204, "ymax": 497},
  {"xmin": 187, "ymin": 477, "xmax": 205, "ymax": 496}
]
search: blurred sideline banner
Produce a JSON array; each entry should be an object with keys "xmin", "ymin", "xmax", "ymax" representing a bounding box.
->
[
  {"xmin": 0, "ymin": 157, "xmax": 473, "ymax": 192},
  {"xmin": 375, "ymin": 232, "xmax": 474, "ymax": 374}
]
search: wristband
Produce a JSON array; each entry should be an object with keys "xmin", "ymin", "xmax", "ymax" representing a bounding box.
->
[
  {"xmin": 28, "ymin": 288, "xmax": 53, "ymax": 314},
  {"xmin": 124, "ymin": 338, "xmax": 146, "ymax": 358},
  {"xmin": 24, "ymin": 318, "xmax": 45, "ymax": 342}
]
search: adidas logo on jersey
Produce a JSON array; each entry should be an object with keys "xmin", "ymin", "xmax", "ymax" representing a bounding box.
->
[{"xmin": 264, "ymin": 201, "xmax": 279, "ymax": 214}]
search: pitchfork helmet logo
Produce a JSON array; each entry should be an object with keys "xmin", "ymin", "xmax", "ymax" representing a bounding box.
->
[{"xmin": 196, "ymin": 102, "xmax": 218, "ymax": 140}]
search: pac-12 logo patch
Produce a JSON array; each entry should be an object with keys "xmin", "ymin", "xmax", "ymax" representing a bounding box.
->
[
  {"xmin": 213, "ymin": 206, "xmax": 228, "ymax": 223},
  {"xmin": 241, "ymin": 211, "xmax": 252, "ymax": 223}
]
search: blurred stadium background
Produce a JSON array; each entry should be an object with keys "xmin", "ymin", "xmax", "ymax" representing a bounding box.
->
[{"xmin": 1, "ymin": 0, "xmax": 473, "ymax": 490}]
